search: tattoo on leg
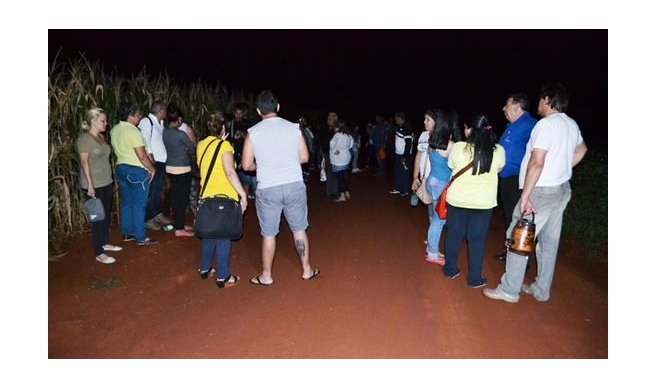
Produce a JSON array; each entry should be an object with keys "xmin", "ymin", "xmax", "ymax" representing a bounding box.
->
[{"xmin": 295, "ymin": 239, "xmax": 306, "ymax": 258}]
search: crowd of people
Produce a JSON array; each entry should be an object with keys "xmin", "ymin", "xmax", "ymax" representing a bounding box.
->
[{"xmin": 76, "ymin": 83, "xmax": 586, "ymax": 303}]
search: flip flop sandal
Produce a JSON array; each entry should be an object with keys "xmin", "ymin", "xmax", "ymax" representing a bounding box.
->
[
  {"xmin": 302, "ymin": 268, "xmax": 320, "ymax": 281},
  {"xmin": 217, "ymin": 274, "xmax": 240, "ymax": 289},
  {"xmin": 249, "ymin": 275, "xmax": 274, "ymax": 286}
]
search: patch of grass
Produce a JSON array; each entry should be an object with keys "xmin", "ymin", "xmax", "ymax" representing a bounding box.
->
[
  {"xmin": 562, "ymin": 150, "xmax": 607, "ymax": 261},
  {"xmin": 88, "ymin": 278, "xmax": 124, "ymax": 292}
]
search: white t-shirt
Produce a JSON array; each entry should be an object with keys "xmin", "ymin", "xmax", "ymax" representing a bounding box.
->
[
  {"xmin": 248, "ymin": 117, "xmax": 303, "ymax": 189},
  {"xmin": 138, "ymin": 113, "xmax": 167, "ymax": 163},
  {"xmin": 329, "ymin": 132, "xmax": 354, "ymax": 167},
  {"xmin": 519, "ymin": 112, "xmax": 584, "ymax": 188},
  {"xmin": 416, "ymin": 130, "xmax": 431, "ymax": 179}
]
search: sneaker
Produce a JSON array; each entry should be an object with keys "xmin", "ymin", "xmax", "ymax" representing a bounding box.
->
[
  {"xmin": 174, "ymin": 229, "xmax": 194, "ymax": 237},
  {"xmin": 135, "ymin": 237, "xmax": 158, "ymax": 246},
  {"xmin": 95, "ymin": 254, "xmax": 116, "ymax": 264},
  {"xmin": 521, "ymin": 284, "xmax": 548, "ymax": 302},
  {"xmin": 145, "ymin": 219, "xmax": 160, "ymax": 231},
  {"xmin": 399, "ymin": 192, "xmax": 410, "ymax": 197},
  {"xmin": 389, "ymin": 189, "xmax": 401, "ymax": 194},
  {"xmin": 122, "ymin": 235, "xmax": 135, "ymax": 242},
  {"xmin": 153, "ymin": 213, "xmax": 171, "ymax": 225},
  {"xmin": 483, "ymin": 287, "xmax": 519, "ymax": 303},
  {"xmin": 469, "ymin": 277, "xmax": 488, "ymax": 288},
  {"xmin": 102, "ymin": 244, "xmax": 123, "ymax": 252},
  {"xmin": 445, "ymin": 271, "xmax": 461, "ymax": 280}
]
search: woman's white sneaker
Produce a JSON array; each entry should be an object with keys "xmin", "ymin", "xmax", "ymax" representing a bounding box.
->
[
  {"xmin": 95, "ymin": 254, "xmax": 116, "ymax": 264},
  {"xmin": 102, "ymin": 244, "xmax": 123, "ymax": 252}
]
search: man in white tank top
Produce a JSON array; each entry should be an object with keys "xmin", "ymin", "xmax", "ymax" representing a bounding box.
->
[{"xmin": 241, "ymin": 90, "xmax": 320, "ymax": 285}]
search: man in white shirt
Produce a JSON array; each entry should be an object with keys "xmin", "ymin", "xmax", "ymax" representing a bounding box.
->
[
  {"xmin": 484, "ymin": 84, "xmax": 587, "ymax": 303},
  {"xmin": 242, "ymin": 90, "xmax": 320, "ymax": 286},
  {"xmin": 139, "ymin": 101, "xmax": 170, "ymax": 229}
]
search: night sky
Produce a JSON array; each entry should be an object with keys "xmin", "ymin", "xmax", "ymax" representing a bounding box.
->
[{"xmin": 49, "ymin": 29, "xmax": 607, "ymax": 149}]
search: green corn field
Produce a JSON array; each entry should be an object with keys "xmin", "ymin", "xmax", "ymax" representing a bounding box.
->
[{"xmin": 48, "ymin": 53, "xmax": 254, "ymax": 255}]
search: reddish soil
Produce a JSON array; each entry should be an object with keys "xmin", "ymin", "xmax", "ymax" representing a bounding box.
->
[{"xmin": 48, "ymin": 172, "xmax": 607, "ymax": 358}]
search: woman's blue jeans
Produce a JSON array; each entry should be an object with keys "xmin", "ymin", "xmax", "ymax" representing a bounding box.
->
[
  {"xmin": 443, "ymin": 204, "xmax": 493, "ymax": 286},
  {"xmin": 200, "ymin": 238, "xmax": 232, "ymax": 280},
  {"xmin": 115, "ymin": 164, "xmax": 150, "ymax": 242},
  {"xmin": 426, "ymin": 176, "xmax": 447, "ymax": 258}
]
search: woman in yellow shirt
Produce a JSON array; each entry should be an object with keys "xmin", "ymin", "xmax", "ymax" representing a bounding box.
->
[
  {"xmin": 196, "ymin": 112, "xmax": 248, "ymax": 288},
  {"xmin": 443, "ymin": 114, "xmax": 505, "ymax": 288}
]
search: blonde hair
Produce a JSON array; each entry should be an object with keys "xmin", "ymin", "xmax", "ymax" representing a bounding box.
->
[
  {"xmin": 207, "ymin": 111, "xmax": 225, "ymax": 135},
  {"xmin": 81, "ymin": 108, "xmax": 107, "ymax": 132}
]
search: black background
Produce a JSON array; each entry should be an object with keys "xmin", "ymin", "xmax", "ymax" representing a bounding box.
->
[{"xmin": 49, "ymin": 29, "xmax": 607, "ymax": 149}]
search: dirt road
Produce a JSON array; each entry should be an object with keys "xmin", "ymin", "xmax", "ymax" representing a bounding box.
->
[{"xmin": 48, "ymin": 172, "xmax": 607, "ymax": 358}]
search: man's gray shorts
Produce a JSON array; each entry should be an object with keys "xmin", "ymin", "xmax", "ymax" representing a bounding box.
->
[{"xmin": 255, "ymin": 181, "xmax": 308, "ymax": 237}]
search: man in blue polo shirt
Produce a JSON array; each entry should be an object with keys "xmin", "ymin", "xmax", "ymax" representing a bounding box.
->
[{"xmin": 494, "ymin": 93, "xmax": 537, "ymax": 261}]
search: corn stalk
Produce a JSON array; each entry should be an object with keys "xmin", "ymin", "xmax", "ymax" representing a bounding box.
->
[{"xmin": 48, "ymin": 54, "xmax": 250, "ymax": 255}]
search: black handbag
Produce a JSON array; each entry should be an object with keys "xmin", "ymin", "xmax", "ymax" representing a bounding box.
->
[{"xmin": 194, "ymin": 139, "xmax": 244, "ymax": 239}]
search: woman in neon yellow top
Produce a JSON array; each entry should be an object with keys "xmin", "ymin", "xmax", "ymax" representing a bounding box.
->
[
  {"xmin": 196, "ymin": 112, "xmax": 247, "ymax": 288},
  {"xmin": 442, "ymin": 114, "xmax": 505, "ymax": 288}
]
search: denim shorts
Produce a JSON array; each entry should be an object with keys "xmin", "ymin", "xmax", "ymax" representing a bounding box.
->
[{"xmin": 255, "ymin": 181, "xmax": 308, "ymax": 236}]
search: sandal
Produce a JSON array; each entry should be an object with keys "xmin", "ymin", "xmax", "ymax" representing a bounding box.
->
[
  {"xmin": 198, "ymin": 266, "xmax": 215, "ymax": 280},
  {"xmin": 425, "ymin": 255, "xmax": 445, "ymax": 266},
  {"xmin": 302, "ymin": 268, "xmax": 320, "ymax": 280},
  {"xmin": 249, "ymin": 275, "xmax": 274, "ymax": 286},
  {"xmin": 216, "ymin": 274, "xmax": 240, "ymax": 289}
]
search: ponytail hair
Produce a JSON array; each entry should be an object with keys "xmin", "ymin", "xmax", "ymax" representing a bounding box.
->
[
  {"xmin": 81, "ymin": 108, "xmax": 106, "ymax": 131},
  {"xmin": 467, "ymin": 114, "xmax": 497, "ymax": 175}
]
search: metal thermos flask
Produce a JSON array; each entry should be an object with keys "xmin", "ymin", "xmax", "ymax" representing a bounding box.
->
[{"xmin": 507, "ymin": 212, "xmax": 535, "ymax": 256}]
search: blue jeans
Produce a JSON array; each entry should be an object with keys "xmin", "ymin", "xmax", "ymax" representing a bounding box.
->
[
  {"xmin": 426, "ymin": 176, "xmax": 447, "ymax": 259},
  {"xmin": 115, "ymin": 164, "xmax": 150, "ymax": 242},
  {"xmin": 443, "ymin": 204, "xmax": 493, "ymax": 286},
  {"xmin": 145, "ymin": 161, "xmax": 166, "ymax": 220},
  {"xmin": 200, "ymin": 238, "xmax": 232, "ymax": 280},
  {"xmin": 497, "ymin": 182, "xmax": 572, "ymax": 301},
  {"xmin": 238, "ymin": 171, "xmax": 257, "ymax": 192},
  {"xmin": 332, "ymin": 164, "xmax": 350, "ymax": 192}
]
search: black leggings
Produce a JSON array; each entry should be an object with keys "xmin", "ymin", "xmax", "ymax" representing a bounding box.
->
[
  {"xmin": 85, "ymin": 184, "xmax": 113, "ymax": 256},
  {"xmin": 168, "ymin": 172, "xmax": 192, "ymax": 230}
]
